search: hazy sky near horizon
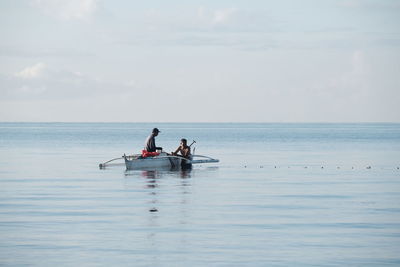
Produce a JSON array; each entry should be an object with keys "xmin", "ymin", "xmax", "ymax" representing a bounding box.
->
[{"xmin": 0, "ymin": 0, "xmax": 399, "ymax": 122}]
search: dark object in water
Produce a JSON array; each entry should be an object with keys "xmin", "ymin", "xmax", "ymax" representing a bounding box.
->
[
  {"xmin": 181, "ymin": 160, "xmax": 192, "ymax": 170},
  {"xmin": 149, "ymin": 208, "xmax": 158, "ymax": 212}
]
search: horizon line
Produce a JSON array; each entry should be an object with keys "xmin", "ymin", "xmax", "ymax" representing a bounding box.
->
[{"xmin": 0, "ymin": 121, "xmax": 399, "ymax": 124}]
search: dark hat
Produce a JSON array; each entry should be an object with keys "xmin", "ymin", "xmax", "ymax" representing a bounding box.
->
[{"xmin": 152, "ymin": 128, "xmax": 160, "ymax": 133}]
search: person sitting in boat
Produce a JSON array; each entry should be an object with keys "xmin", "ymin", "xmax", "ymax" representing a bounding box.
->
[
  {"xmin": 145, "ymin": 128, "xmax": 162, "ymax": 153},
  {"xmin": 171, "ymin": 138, "xmax": 191, "ymax": 159}
]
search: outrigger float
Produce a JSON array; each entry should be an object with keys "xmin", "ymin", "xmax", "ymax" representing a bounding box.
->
[{"xmin": 99, "ymin": 143, "xmax": 219, "ymax": 170}]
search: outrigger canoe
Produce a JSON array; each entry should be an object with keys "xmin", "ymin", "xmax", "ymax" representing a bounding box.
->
[{"xmin": 99, "ymin": 152, "xmax": 219, "ymax": 170}]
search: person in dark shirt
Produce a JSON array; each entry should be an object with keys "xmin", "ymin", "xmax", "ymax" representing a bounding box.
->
[{"xmin": 145, "ymin": 128, "xmax": 162, "ymax": 152}]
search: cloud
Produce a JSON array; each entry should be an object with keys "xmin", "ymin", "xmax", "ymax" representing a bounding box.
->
[
  {"xmin": 351, "ymin": 50, "xmax": 368, "ymax": 76},
  {"xmin": 111, "ymin": 6, "xmax": 278, "ymax": 50},
  {"xmin": 212, "ymin": 8, "xmax": 238, "ymax": 25},
  {"xmin": 2, "ymin": 63, "xmax": 136, "ymax": 100},
  {"xmin": 139, "ymin": 6, "xmax": 241, "ymax": 33},
  {"xmin": 32, "ymin": 0, "xmax": 98, "ymax": 20},
  {"xmin": 338, "ymin": 0, "xmax": 400, "ymax": 9},
  {"xmin": 196, "ymin": 7, "xmax": 241, "ymax": 28},
  {"xmin": 338, "ymin": 0, "xmax": 361, "ymax": 8},
  {"xmin": 336, "ymin": 50, "xmax": 370, "ymax": 90},
  {"xmin": 311, "ymin": 50, "xmax": 371, "ymax": 101},
  {"xmin": 14, "ymin": 63, "xmax": 46, "ymax": 79}
]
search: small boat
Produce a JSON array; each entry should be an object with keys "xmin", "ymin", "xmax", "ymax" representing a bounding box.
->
[
  {"xmin": 123, "ymin": 152, "xmax": 219, "ymax": 170},
  {"xmin": 99, "ymin": 151, "xmax": 219, "ymax": 170}
]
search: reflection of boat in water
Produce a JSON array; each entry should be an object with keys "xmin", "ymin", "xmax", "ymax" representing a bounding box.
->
[{"xmin": 124, "ymin": 152, "xmax": 219, "ymax": 171}]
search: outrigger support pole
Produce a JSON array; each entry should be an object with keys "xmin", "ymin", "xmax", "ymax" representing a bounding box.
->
[{"xmin": 99, "ymin": 156, "xmax": 124, "ymax": 169}]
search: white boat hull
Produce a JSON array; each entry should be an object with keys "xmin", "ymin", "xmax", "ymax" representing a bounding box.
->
[
  {"xmin": 121, "ymin": 152, "xmax": 219, "ymax": 171},
  {"xmin": 124, "ymin": 153, "xmax": 185, "ymax": 170}
]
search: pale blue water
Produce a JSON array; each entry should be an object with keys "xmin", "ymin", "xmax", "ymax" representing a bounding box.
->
[{"xmin": 0, "ymin": 123, "xmax": 400, "ymax": 266}]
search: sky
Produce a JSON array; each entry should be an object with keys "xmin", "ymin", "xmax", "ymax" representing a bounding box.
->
[{"xmin": 0, "ymin": 0, "xmax": 399, "ymax": 122}]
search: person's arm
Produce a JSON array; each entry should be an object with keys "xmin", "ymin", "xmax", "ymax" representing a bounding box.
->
[{"xmin": 172, "ymin": 146, "xmax": 181, "ymax": 155}]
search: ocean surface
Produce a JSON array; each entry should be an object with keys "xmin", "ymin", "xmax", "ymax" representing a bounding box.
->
[{"xmin": 0, "ymin": 123, "xmax": 400, "ymax": 266}]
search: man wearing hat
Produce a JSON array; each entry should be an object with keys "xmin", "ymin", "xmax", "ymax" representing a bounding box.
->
[{"xmin": 145, "ymin": 128, "xmax": 162, "ymax": 152}]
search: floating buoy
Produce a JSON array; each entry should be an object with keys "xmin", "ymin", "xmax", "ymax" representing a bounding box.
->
[{"xmin": 238, "ymin": 164, "xmax": 398, "ymax": 170}]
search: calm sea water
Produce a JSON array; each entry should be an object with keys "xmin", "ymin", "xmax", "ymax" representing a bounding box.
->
[{"xmin": 0, "ymin": 123, "xmax": 400, "ymax": 266}]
